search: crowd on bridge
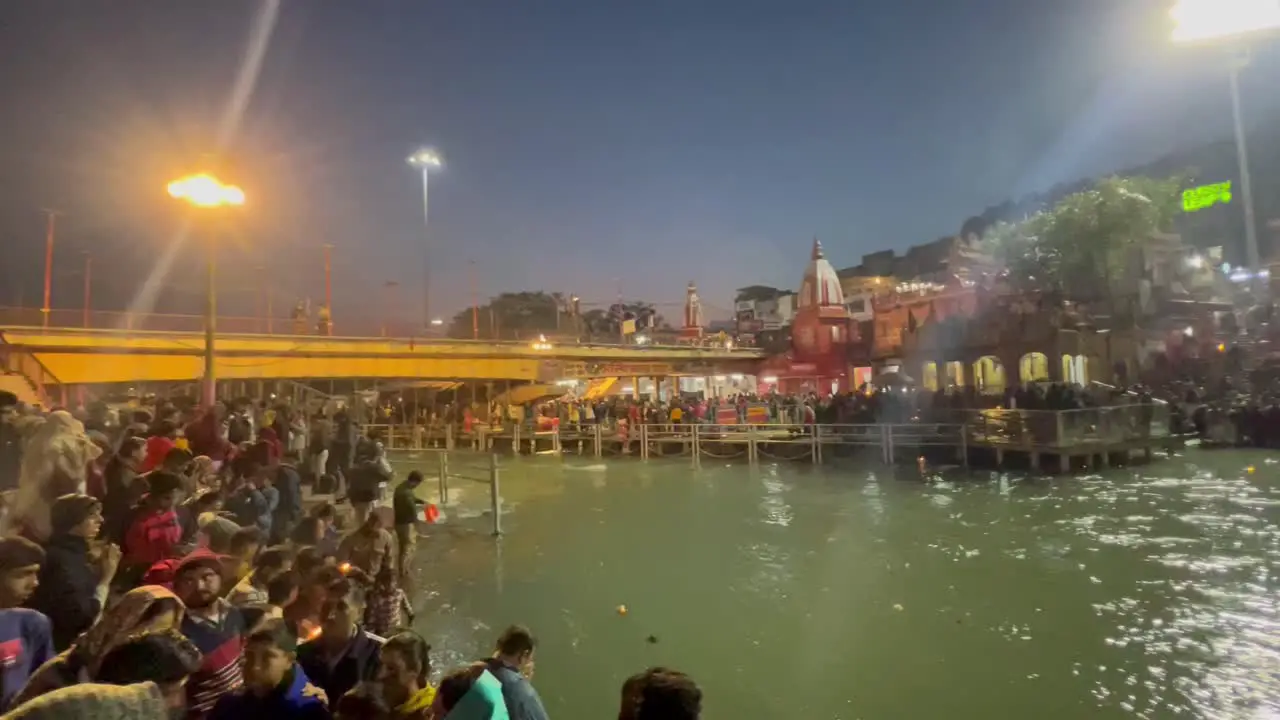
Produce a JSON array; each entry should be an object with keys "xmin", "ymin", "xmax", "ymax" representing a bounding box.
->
[{"xmin": 0, "ymin": 391, "xmax": 704, "ymax": 720}]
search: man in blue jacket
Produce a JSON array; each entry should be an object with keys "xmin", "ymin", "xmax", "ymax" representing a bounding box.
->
[{"xmin": 483, "ymin": 626, "xmax": 549, "ymax": 720}]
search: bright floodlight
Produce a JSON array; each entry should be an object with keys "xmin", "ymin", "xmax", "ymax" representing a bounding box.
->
[
  {"xmin": 430, "ymin": 318, "xmax": 444, "ymax": 326},
  {"xmin": 167, "ymin": 174, "xmax": 245, "ymax": 208},
  {"xmin": 1171, "ymin": 0, "xmax": 1280, "ymax": 43},
  {"xmin": 407, "ymin": 148, "xmax": 443, "ymax": 169}
]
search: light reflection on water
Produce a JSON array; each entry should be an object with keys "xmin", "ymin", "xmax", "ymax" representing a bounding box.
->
[{"xmin": 401, "ymin": 449, "xmax": 1280, "ymax": 719}]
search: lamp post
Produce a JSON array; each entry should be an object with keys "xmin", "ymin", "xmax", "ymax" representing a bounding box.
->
[
  {"xmin": 166, "ymin": 173, "xmax": 245, "ymax": 408},
  {"xmin": 1172, "ymin": 0, "xmax": 1280, "ymax": 292},
  {"xmin": 407, "ymin": 147, "xmax": 443, "ymax": 331}
]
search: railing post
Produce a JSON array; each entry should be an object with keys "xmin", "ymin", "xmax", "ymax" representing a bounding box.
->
[
  {"xmin": 748, "ymin": 426, "xmax": 758, "ymax": 465},
  {"xmin": 512, "ymin": 424, "xmax": 520, "ymax": 454},
  {"xmin": 960, "ymin": 423, "xmax": 969, "ymax": 467},
  {"xmin": 640, "ymin": 424, "xmax": 650, "ymax": 460},
  {"xmin": 1054, "ymin": 412, "xmax": 1066, "ymax": 448},
  {"xmin": 437, "ymin": 451, "xmax": 449, "ymax": 505},
  {"xmin": 553, "ymin": 429, "xmax": 562, "ymax": 454},
  {"xmin": 812, "ymin": 424, "xmax": 822, "ymax": 464},
  {"xmin": 593, "ymin": 423, "xmax": 603, "ymax": 458},
  {"xmin": 691, "ymin": 424, "xmax": 701, "ymax": 467},
  {"xmin": 489, "ymin": 453, "xmax": 502, "ymax": 536}
]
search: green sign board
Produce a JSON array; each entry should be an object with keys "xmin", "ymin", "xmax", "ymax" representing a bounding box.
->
[{"xmin": 1182, "ymin": 182, "xmax": 1232, "ymax": 213}]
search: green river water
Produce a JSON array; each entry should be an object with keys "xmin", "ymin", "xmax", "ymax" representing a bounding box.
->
[{"xmin": 399, "ymin": 449, "xmax": 1280, "ymax": 719}]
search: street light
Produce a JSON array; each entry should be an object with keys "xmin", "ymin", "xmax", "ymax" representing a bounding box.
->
[
  {"xmin": 407, "ymin": 147, "xmax": 443, "ymax": 330},
  {"xmin": 167, "ymin": 173, "xmax": 245, "ymax": 408},
  {"xmin": 1171, "ymin": 0, "xmax": 1280, "ymax": 293}
]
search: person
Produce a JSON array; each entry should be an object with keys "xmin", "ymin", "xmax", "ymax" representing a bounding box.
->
[
  {"xmin": 431, "ymin": 663, "xmax": 508, "ymax": 720},
  {"xmin": 228, "ymin": 546, "xmax": 293, "ymax": 609},
  {"xmin": 27, "ymin": 494, "xmax": 120, "ymax": 651},
  {"xmin": 283, "ymin": 566, "xmax": 342, "ymax": 643},
  {"xmin": 103, "ymin": 437, "xmax": 148, "ymax": 545},
  {"xmin": 0, "ymin": 537, "xmax": 54, "ymax": 711},
  {"xmin": 335, "ymin": 513, "xmax": 393, "ymax": 581},
  {"xmin": 209, "ymin": 620, "xmax": 330, "ymax": 720},
  {"xmin": 346, "ymin": 441, "xmax": 391, "ymax": 526},
  {"xmin": 391, "ymin": 472, "xmax": 424, "ymax": 585},
  {"xmin": 0, "ymin": 393, "xmax": 22, "ymax": 493},
  {"xmin": 289, "ymin": 505, "xmax": 338, "ymax": 557},
  {"xmin": 333, "ymin": 683, "xmax": 389, "ymax": 720},
  {"xmin": 9, "ymin": 411, "xmax": 101, "ymax": 541},
  {"xmin": 201, "ymin": 516, "xmax": 242, "ymax": 555},
  {"xmin": 270, "ymin": 455, "xmax": 302, "ymax": 546},
  {"xmin": 94, "ymin": 629, "xmax": 204, "ymax": 717},
  {"xmin": 180, "ymin": 490, "xmax": 223, "ymax": 546},
  {"xmin": 173, "ymin": 548, "xmax": 248, "ymax": 718},
  {"xmin": 377, "ymin": 632, "xmax": 434, "ymax": 719},
  {"xmin": 0, "ymin": 681, "xmax": 173, "ymax": 720},
  {"xmin": 226, "ymin": 527, "xmax": 265, "ymax": 587},
  {"xmin": 15, "ymin": 585, "xmax": 184, "ymax": 705},
  {"xmin": 240, "ymin": 571, "xmax": 300, "ymax": 629},
  {"xmin": 140, "ymin": 422, "xmax": 180, "ymax": 474},
  {"xmin": 364, "ymin": 562, "xmax": 411, "ymax": 638},
  {"xmin": 617, "ymin": 667, "xmax": 702, "ymax": 720},
  {"xmin": 225, "ymin": 460, "xmax": 269, "ymax": 534},
  {"xmin": 120, "ymin": 471, "xmax": 185, "ymax": 584},
  {"xmin": 483, "ymin": 626, "xmax": 549, "ymax": 720},
  {"xmin": 295, "ymin": 579, "xmax": 382, "ymax": 705}
]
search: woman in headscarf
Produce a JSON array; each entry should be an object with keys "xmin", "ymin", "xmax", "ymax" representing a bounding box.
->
[
  {"xmin": 6, "ymin": 410, "xmax": 101, "ymax": 541},
  {"xmin": 12, "ymin": 585, "xmax": 185, "ymax": 706}
]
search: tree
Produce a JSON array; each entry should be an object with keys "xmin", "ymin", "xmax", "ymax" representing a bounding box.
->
[
  {"xmin": 447, "ymin": 291, "xmax": 564, "ymax": 340},
  {"xmin": 978, "ymin": 175, "xmax": 1185, "ymax": 302},
  {"xmin": 447, "ymin": 292, "xmax": 664, "ymax": 341}
]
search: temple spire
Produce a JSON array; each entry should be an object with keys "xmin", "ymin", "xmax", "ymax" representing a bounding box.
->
[{"xmin": 811, "ymin": 236, "xmax": 824, "ymax": 261}]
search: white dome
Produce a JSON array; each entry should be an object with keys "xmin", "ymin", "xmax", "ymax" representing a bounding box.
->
[{"xmin": 798, "ymin": 238, "xmax": 845, "ymax": 309}]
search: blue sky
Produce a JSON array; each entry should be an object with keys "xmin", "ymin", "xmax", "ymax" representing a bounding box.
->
[{"xmin": 1, "ymin": 0, "xmax": 1276, "ymax": 324}]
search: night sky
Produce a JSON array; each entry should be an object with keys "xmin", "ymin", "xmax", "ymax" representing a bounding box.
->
[{"xmin": 1, "ymin": 0, "xmax": 1277, "ymax": 326}]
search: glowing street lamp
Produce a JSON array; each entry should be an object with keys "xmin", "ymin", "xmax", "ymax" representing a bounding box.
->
[
  {"xmin": 407, "ymin": 147, "xmax": 443, "ymax": 330},
  {"xmin": 167, "ymin": 173, "xmax": 245, "ymax": 408},
  {"xmin": 1171, "ymin": 0, "xmax": 1280, "ymax": 292}
]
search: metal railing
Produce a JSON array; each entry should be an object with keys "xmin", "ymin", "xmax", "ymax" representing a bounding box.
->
[
  {"xmin": 0, "ymin": 306, "xmax": 763, "ymax": 354},
  {"xmin": 368, "ymin": 402, "xmax": 1168, "ymax": 470}
]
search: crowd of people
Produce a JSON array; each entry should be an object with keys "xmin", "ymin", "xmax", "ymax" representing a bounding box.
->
[{"xmin": 0, "ymin": 391, "xmax": 704, "ymax": 720}]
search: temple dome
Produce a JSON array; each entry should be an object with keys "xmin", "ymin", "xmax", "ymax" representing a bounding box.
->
[{"xmin": 798, "ymin": 238, "xmax": 845, "ymax": 309}]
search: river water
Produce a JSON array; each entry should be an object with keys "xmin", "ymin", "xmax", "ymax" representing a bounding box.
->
[{"xmin": 401, "ymin": 449, "xmax": 1280, "ymax": 719}]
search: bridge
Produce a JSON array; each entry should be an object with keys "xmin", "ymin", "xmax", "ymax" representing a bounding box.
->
[{"xmin": 0, "ymin": 318, "xmax": 764, "ymax": 404}]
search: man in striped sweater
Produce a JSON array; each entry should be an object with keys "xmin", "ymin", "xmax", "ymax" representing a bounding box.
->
[{"xmin": 173, "ymin": 549, "xmax": 247, "ymax": 718}]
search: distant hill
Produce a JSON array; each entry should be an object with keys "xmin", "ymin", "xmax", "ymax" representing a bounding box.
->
[{"xmin": 959, "ymin": 125, "xmax": 1280, "ymax": 265}]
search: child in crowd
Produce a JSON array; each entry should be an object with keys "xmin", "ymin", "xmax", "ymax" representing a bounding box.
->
[{"xmin": 210, "ymin": 620, "xmax": 330, "ymax": 720}]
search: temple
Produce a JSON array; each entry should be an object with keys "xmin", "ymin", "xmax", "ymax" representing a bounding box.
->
[
  {"xmin": 759, "ymin": 239, "xmax": 854, "ymax": 394},
  {"xmin": 681, "ymin": 282, "xmax": 704, "ymax": 340}
]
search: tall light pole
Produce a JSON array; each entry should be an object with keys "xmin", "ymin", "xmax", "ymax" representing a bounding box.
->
[
  {"xmin": 407, "ymin": 147, "xmax": 443, "ymax": 330},
  {"xmin": 41, "ymin": 209, "xmax": 61, "ymax": 328},
  {"xmin": 1172, "ymin": 0, "xmax": 1280, "ymax": 292},
  {"xmin": 167, "ymin": 173, "xmax": 245, "ymax": 408}
]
